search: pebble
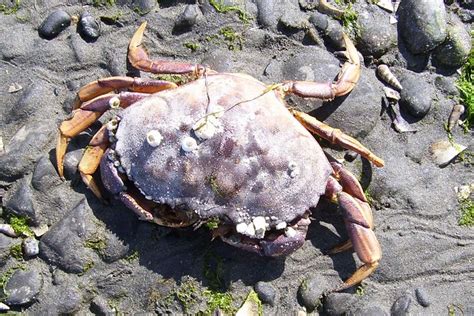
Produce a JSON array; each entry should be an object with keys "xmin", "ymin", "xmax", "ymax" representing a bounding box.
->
[
  {"xmin": 175, "ymin": 5, "xmax": 200, "ymax": 29},
  {"xmin": 4, "ymin": 269, "xmax": 43, "ymax": 306},
  {"xmin": 78, "ymin": 12, "xmax": 100, "ymax": 41},
  {"xmin": 3, "ymin": 176, "xmax": 38, "ymax": 225},
  {"xmin": 63, "ymin": 149, "xmax": 84, "ymax": 179},
  {"xmin": 308, "ymin": 11, "xmax": 328, "ymax": 32},
  {"xmin": 32, "ymin": 156, "xmax": 62, "ymax": 192},
  {"xmin": 90, "ymin": 295, "xmax": 116, "ymax": 314},
  {"xmin": 357, "ymin": 8, "xmax": 397, "ymax": 57},
  {"xmin": 397, "ymin": 0, "xmax": 447, "ymax": 54},
  {"xmin": 298, "ymin": 275, "xmax": 328, "ymax": 311},
  {"xmin": 38, "ymin": 10, "xmax": 71, "ymax": 39},
  {"xmin": 433, "ymin": 17, "xmax": 472, "ymax": 68},
  {"xmin": 415, "ymin": 287, "xmax": 431, "ymax": 307},
  {"xmin": 0, "ymin": 224, "xmax": 17, "ymax": 238},
  {"xmin": 347, "ymin": 306, "xmax": 388, "ymax": 316},
  {"xmin": 23, "ymin": 236, "xmax": 39, "ymax": 257},
  {"xmin": 399, "ymin": 71, "xmax": 434, "ymax": 118},
  {"xmin": 390, "ymin": 293, "xmax": 411, "ymax": 316},
  {"xmin": 434, "ymin": 76, "xmax": 459, "ymax": 96},
  {"xmin": 254, "ymin": 281, "xmax": 277, "ymax": 306},
  {"xmin": 130, "ymin": 0, "xmax": 156, "ymax": 15},
  {"xmin": 324, "ymin": 293, "xmax": 358, "ymax": 315}
]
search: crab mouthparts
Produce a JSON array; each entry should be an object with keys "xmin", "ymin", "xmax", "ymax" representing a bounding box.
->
[{"xmin": 217, "ymin": 216, "xmax": 310, "ymax": 257}]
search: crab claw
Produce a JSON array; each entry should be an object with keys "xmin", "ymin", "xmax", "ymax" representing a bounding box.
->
[{"xmin": 128, "ymin": 22, "xmax": 206, "ymax": 76}]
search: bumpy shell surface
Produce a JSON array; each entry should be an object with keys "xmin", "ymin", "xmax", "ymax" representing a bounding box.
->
[{"xmin": 114, "ymin": 74, "xmax": 332, "ymax": 225}]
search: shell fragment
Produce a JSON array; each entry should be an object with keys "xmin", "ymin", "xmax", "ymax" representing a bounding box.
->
[{"xmin": 430, "ymin": 140, "xmax": 467, "ymax": 167}]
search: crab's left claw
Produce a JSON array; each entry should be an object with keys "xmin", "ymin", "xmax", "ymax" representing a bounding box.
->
[{"xmin": 281, "ymin": 33, "xmax": 360, "ymax": 100}]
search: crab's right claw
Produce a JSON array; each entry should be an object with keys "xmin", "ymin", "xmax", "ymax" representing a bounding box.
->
[{"xmin": 332, "ymin": 33, "xmax": 361, "ymax": 97}]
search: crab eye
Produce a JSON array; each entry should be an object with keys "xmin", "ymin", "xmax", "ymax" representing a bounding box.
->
[
  {"xmin": 181, "ymin": 136, "xmax": 198, "ymax": 152},
  {"xmin": 146, "ymin": 130, "xmax": 163, "ymax": 147}
]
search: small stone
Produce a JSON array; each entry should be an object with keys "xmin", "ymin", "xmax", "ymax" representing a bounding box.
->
[
  {"xmin": 324, "ymin": 292, "xmax": 358, "ymax": 315},
  {"xmin": 90, "ymin": 295, "xmax": 115, "ymax": 314},
  {"xmin": 415, "ymin": 287, "xmax": 431, "ymax": 307},
  {"xmin": 4, "ymin": 269, "xmax": 43, "ymax": 306},
  {"xmin": 309, "ymin": 11, "xmax": 328, "ymax": 32},
  {"xmin": 130, "ymin": 0, "xmax": 156, "ymax": 15},
  {"xmin": 3, "ymin": 177, "xmax": 38, "ymax": 224},
  {"xmin": 397, "ymin": 0, "xmax": 447, "ymax": 54},
  {"xmin": 236, "ymin": 222, "xmax": 248, "ymax": 234},
  {"xmin": 23, "ymin": 237, "xmax": 39, "ymax": 257},
  {"xmin": 38, "ymin": 10, "xmax": 71, "ymax": 39},
  {"xmin": 175, "ymin": 5, "xmax": 200, "ymax": 29},
  {"xmin": 399, "ymin": 72, "xmax": 434, "ymax": 118},
  {"xmin": 298, "ymin": 275, "xmax": 328, "ymax": 311},
  {"xmin": 433, "ymin": 16, "xmax": 472, "ymax": 68},
  {"xmin": 63, "ymin": 149, "xmax": 83, "ymax": 179},
  {"xmin": 391, "ymin": 294, "xmax": 411, "ymax": 316},
  {"xmin": 32, "ymin": 156, "xmax": 62, "ymax": 192},
  {"xmin": 347, "ymin": 306, "xmax": 389, "ymax": 316},
  {"xmin": 0, "ymin": 224, "xmax": 17, "ymax": 238},
  {"xmin": 78, "ymin": 12, "xmax": 100, "ymax": 40},
  {"xmin": 254, "ymin": 281, "xmax": 276, "ymax": 306}
]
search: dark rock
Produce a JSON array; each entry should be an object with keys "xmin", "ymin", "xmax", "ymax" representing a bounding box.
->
[
  {"xmin": 55, "ymin": 286, "xmax": 82, "ymax": 314},
  {"xmin": 3, "ymin": 177, "xmax": 37, "ymax": 224},
  {"xmin": 391, "ymin": 294, "xmax": 411, "ymax": 316},
  {"xmin": 4, "ymin": 269, "xmax": 43, "ymax": 306},
  {"xmin": 309, "ymin": 11, "xmax": 328, "ymax": 32},
  {"xmin": 130, "ymin": 0, "xmax": 156, "ymax": 15},
  {"xmin": 433, "ymin": 17, "xmax": 472, "ymax": 68},
  {"xmin": 175, "ymin": 5, "xmax": 200, "ymax": 29},
  {"xmin": 348, "ymin": 306, "xmax": 389, "ymax": 316},
  {"xmin": 397, "ymin": 0, "xmax": 447, "ymax": 54},
  {"xmin": 0, "ymin": 234, "xmax": 15, "ymax": 266},
  {"xmin": 325, "ymin": 20, "xmax": 345, "ymax": 49},
  {"xmin": 32, "ymin": 156, "xmax": 61, "ymax": 192},
  {"xmin": 79, "ymin": 12, "xmax": 100, "ymax": 41},
  {"xmin": 415, "ymin": 287, "xmax": 431, "ymax": 307},
  {"xmin": 39, "ymin": 199, "xmax": 95, "ymax": 274},
  {"xmin": 434, "ymin": 76, "xmax": 459, "ymax": 96},
  {"xmin": 254, "ymin": 281, "xmax": 276, "ymax": 306},
  {"xmin": 399, "ymin": 71, "xmax": 434, "ymax": 118},
  {"xmin": 279, "ymin": 9, "xmax": 308, "ymax": 30},
  {"xmin": 298, "ymin": 275, "xmax": 328, "ymax": 311},
  {"xmin": 38, "ymin": 10, "xmax": 71, "ymax": 39},
  {"xmin": 324, "ymin": 292, "xmax": 358, "ymax": 315},
  {"xmin": 63, "ymin": 149, "xmax": 84, "ymax": 180},
  {"xmin": 90, "ymin": 295, "xmax": 115, "ymax": 314},
  {"xmin": 256, "ymin": 0, "xmax": 278, "ymax": 28},
  {"xmin": 0, "ymin": 121, "xmax": 56, "ymax": 183},
  {"xmin": 357, "ymin": 8, "xmax": 397, "ymax": 57}
]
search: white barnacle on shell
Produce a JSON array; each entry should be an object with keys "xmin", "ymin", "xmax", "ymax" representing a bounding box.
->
[
  {"xmin": 109, "ymin": 96, "xmax": 121, "ymax": 109},
  {"xmin": 245, "ymin": 223, "xmax": 256, "ymax": 237},
  {"xmin": 181, "ymin": 136, "xmax": 198, "ymax": 152},
  {"xmin": 192, "ymin": 117, "xmax": 217, "ymax": 140},
  {"xmin": 253, "ymin": 216, "xmax": 266, "ymax": 238},
  {"xmin": 275, "ymin": 222, "xmax": 287, "ymax": 230},
  {"xmin": 107, "ymin": 119, "xmax": 118, "ymax": 131},
  {"xmin": 285, "ymin": 227, "xmax": 297, "ymax": 238},
  {"xmin": 236, "ymin": 222, "xmax": 248, "ymax": 234},
  {"xmin": 146, "ymin": 130, "xmax": 163, "ymax": 147}
]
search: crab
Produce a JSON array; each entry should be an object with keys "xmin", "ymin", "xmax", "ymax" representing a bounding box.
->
[{"xmin": 56, "ymin": 22, "xmax": 384, "ymax": 291}]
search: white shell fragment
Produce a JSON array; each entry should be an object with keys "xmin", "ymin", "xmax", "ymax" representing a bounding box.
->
[
  {"xmin": 377, "ymin": 65, "xmax": 403, "ymax": 90},
  {"xmin": 236, "ymin": 291, "xmax": 261, "ymax": 316},
  {"xmin": 285, "ymin": 227, "xmax": 297, "ymax": 238},
  {"xmin": 146, "ymin": 130, "xmax": 163, "ymax": 147},
  {"xmin": 0, "ymin": 302, "xmax": 10, "ymax": 311},
  {"xmin": 109, "ymin": 96, "xmax": 120, "ymax": 109},
  {"xmin": 181, "ymin": 136, "xmax": 198, "ymax": 152},
  {"xmin": 252, "ymin": 216, "xmax": 266, "ymax": 238},
  {"xmin": 383, "ymin": 86, "xmax": 401, "ymax": 101},
  {"xmin": 389, "ymin": 15, "xmax": 398, "ymax": 24},
  {"xmin": 275, "ymin": 221, "xmax": 287, "ymax": 230},
  {"xmin": 430, "ymin": 140, "xmax": 467, "ymax": 167},
  {"xmin": 0, "ymin": 224, "xmax": 17, "ymax": 237},
  {"xmin": 376, "ymin": 0, "xmax": 394, "ymax": 12},
  {"xmin": 31, "ymin": 224, "xmax": 49, "ymax": 237},
  {"xmin": 8, "ymin": 82, "xmax": 22, "ymax": 93},
  {"xmin": 236, "ymin": 222, "xmax": 248, "ymax": 234}
]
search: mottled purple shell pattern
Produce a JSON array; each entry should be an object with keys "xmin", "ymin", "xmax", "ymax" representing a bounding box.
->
[{"xmin": 114, "ymin": 73, "xmax": 332, "ymax": 227}]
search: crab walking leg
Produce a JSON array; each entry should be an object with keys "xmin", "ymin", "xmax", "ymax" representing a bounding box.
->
[
  {"xmin": 129, "ymin": 22, "xmax": 213, "ymax": 76},
  {"xmin": 281, "ymin": 33, "xmax": 360, "ymax": 100},
  {"xmin": 335, "ymin": 192, "xmax": 381, "ymax": 291},
  {"xmin": 77, "ymin": 125, "xmax": 109, "ymax": 199},
  {"xmin": 290, "ymin": 110, "xmax": 384, "ymax": 167},
  {"xmin": 73, "ymin": 76, "xmax": 177, "ymax": 109},
  {"xmin": 57, "ymin": 92, "xmax": 150, "ymax": 177}
]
